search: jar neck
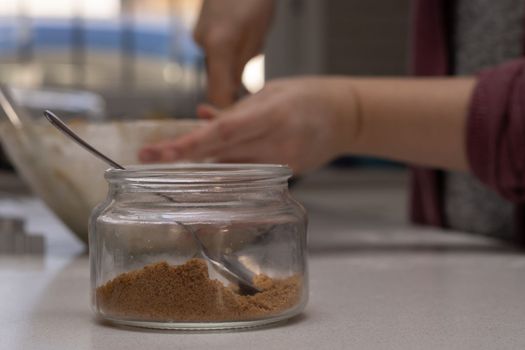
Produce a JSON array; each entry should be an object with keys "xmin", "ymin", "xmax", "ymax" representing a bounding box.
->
[
  {"xmin": 104, "ymin": 164, "xmax": 293, "ymax": 200},
  {"xmin": 109, "ymin": 179, "xmax": 289, "ymax": 195}
]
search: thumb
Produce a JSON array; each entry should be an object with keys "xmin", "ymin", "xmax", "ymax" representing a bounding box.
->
[
  {"xmin": 196, "ymin": 103, "xmax": 220, "ymax": 120},
  {"xmin": 206, "ymin": 55, "xmax": 237, "ymax": 108}
]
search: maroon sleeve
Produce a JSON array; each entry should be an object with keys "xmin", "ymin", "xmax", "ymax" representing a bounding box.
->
[
  {"xmin": 409, "ymin": 0, "xmax": 448, "ymax": 227},
  {"xmin": 467, "ymin": 58, "xmax": 525, "ymax": 202}
]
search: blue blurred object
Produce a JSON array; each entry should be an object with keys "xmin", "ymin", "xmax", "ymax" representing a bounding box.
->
[
  {"xmin": 0, "ymin": 17, "xmax": 202, "ymax": 64},
  {"xmin": 0, "ymin": 8, "xmax": 207, "ymax": 119}
]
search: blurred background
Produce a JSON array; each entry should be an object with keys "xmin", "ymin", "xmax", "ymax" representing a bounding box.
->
[
  {"xmin": 0, "ymin": 0, "xmax": 414, "ymax": 250},
  {"xmin": 3, "ymin": 2, "xmax": 524, "ymax": 346},
  {"xmin": 0, "ymin": 0, "xmax": 205, "ymax": 120},
  {"xmin": 0, "ymin": 0, "xmax": 412, "ymax": 169}
]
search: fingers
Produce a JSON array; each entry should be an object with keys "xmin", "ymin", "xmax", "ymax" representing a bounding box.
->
[
  {"xmin": 178, "ymin": 115, "xmax": 268, "ymax": 159},
  {"xmin": 203, "ymin": 136, "xmax": 302, "ymax": 174},
  {"xmin": 139, "ymin": 104, "xmax": 273, "ymax": 163},
  {"xmin": 194, "ymin": 7, "xmax": 240, "ymax": 107},
  {"xmin": 139, "ymin": 83, "xmax": 278, "ymax": 164},
  {"xmin": 196, "ymin": 104, "xmax": 219, "ymax": 120},
  {"xmin": 193, "ymin": 0, "xmax": 275, "ymax": 108},
  {"xmin": 138, "ymin": 125, "xmax": 212, "ymax": 163},
  {"xmin": 205, "ymin": 54, "xmax": 237, "ymax": 108},
  {"xmin": 139, "ymin": 145, "xmax": 178, "ymax": 163}
]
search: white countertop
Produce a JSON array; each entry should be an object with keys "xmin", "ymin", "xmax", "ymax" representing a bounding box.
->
[{"xmin": 1, "ymin": 169, "xmax": 525, "ymax": 350}]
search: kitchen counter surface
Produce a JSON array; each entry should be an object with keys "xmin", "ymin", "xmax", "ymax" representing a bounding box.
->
[{"xmin": 1, "ymin": 169, "xmax": 524, "ymax": 350}]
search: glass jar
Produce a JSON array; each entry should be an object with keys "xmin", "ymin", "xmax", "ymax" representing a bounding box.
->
[{"xmin": 89, "ymin": 164, "xmax": 308, "ymax": 330}]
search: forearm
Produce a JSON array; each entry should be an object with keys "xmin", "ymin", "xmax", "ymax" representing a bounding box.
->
[{"xmin": 339, "ymin": 78, "xmax": 476, "ymax": 171}]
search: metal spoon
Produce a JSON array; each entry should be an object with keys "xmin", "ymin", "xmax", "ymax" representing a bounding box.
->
[
  {"xmin": 43, "ymin": 110, "xmax": 261, "ymax": 295},
  {"xmin": 0, "ymin": 85, "xmax": 28, "ymax": 129}
]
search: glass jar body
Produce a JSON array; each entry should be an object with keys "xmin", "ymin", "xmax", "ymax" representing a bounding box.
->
[{"xmin": 89, "ymin": 165, "xmax": 308, "ymax": 330}]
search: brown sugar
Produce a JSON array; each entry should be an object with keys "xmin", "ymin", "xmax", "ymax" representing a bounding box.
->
[{"xmin": 95, "ymin": 259, "xmax": 302, "ymax": 322}]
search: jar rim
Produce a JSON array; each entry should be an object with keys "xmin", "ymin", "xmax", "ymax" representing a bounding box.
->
[{"xmin": 105, "ymin": 163, "xmax": 292, "ymax": 184}]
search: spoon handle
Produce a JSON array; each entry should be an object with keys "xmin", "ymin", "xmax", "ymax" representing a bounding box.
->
[
  {"xmin": 43, "ymin": 110, "xmax": 261, "ymax": 295},
  {"xmin": 43, "ymin": 110, "xmax": 125, "ymax": 170},
  {"xmin": 0, "ymin": 85, "xmax": 28, "ymax": 129}
]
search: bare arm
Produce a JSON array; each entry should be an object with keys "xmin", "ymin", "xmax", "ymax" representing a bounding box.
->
[
  {"xmin": 347, "ymin": 78, "xmax": 475, "ymax": 171},
  {"xmin": 139, "ymin": 77, "xmax": 476, "ymax": 174}
]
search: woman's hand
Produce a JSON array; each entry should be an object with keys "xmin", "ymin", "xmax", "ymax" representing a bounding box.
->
[
  {"xmin": 194, "ymin": 0, "xmax": 275, "ymax": 107},
  {"xmin": 139, "ymin": 78, "xmax": 360, "ymax": 174},
  {"xmin": 140, "ymin": 77, "xmax": 476, "ymax": 173}
]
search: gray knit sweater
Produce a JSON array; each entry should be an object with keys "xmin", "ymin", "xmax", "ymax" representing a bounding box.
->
[{"xmin": 444, "ymin": 0, "xmax": 524, "ymax": 239}]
